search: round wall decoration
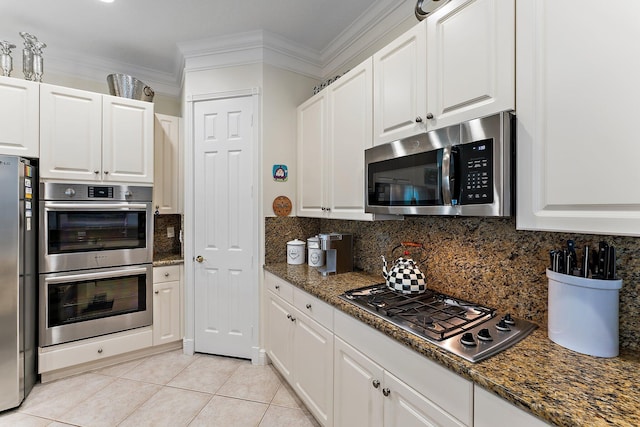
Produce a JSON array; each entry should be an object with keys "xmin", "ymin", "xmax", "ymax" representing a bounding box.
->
[{"xmin": 272, "ymin": 195, "xmax": 292, "ymax": 217}]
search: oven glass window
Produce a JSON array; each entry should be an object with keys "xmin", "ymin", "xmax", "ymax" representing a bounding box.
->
[
  {"xmin": 47, "ymin": 273, "xmax": 147, "ymax": 327},
  {"xmin": 47, "ymin": 211, "xmax": 146, "ymax": 254}
]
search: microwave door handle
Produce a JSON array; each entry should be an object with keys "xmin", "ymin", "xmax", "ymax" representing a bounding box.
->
[
  {"xmin": 44, "ymin": 267, "xmax": 149, "ymax": 284},
  {"xmin": 44, "ymin": 202, "xmax": 148, "ymax": 210},
  {"xmin": 441, "ymin": 146, "xmax": 452, "ymax": 205}
]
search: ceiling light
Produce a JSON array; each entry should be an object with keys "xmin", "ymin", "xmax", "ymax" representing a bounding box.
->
[{"xmin": 100, "ymin": 0, "xmax": 114, "ymax": 3}]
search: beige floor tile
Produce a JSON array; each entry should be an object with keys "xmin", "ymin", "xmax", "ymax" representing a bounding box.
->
[
  {"xmin": 216, "ymin": 364, "xmax": 281, "ymax": 403},
  {"xmin": 57, "ymin": 378, "xmax": 160, "ymax": 427},
  {"xmin": 188, "ymin": 395, "xmax": 268, "ymax": 427},
  {"xmin": 118, "ymin": 386, "xmax": 211, "ymax": 427},
  {"xmin": 121, "ymin": 349, "xmax": 197, "ymax": 385},
  {"xmin": 0, "ymin": 412, "xmax": 52, "ymax": 427},
  {"xmin": 270, "ymin": 382, "xmax": 303, "ymax": 409},
  {"xmin": 168, "ymin": 354, "xmax": 243, "ymax": 394},
  {"xmin": 258, "ymin": 405, "xmax": 320, "ymax": 427},
  {"xmin": 18, "ymin": 373, "xmax": 115, "ymax": 420},
  {"xmin": 91, "ymin": 357, "xmax": 145, "ymax": 377}
]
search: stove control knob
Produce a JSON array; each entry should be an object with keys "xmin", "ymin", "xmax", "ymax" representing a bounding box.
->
[
  {"xmin": 503, "ymin": 313, "xmax": 515, "ymax": 325},
  {"xmin": 460, "ymin": 332, "xmax": 477, "ymax": 346},
  {"xmin": 64, "ymin": 188, "xmax": 76, "ymax": 197},
  {"xmin": 496, "ymin": 318, "xmax": 511, "ymax": 331},
  {"xmin": 477, "ymin": 328, "xmax": 493, "ymax": 341}
]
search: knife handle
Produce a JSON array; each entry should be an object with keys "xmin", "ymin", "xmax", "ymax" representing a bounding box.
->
[
  {"xmin": 608, "ymin": 246, "xmax": 616, "ymax": 280},
  {"xmin": 582, "ymin": 246, "xmax": 590, "ymax": 278}
]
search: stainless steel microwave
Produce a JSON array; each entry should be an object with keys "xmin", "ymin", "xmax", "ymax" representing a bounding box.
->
[{"xmin": 365, "ymin": 111, "xmax": 514, "ymax": 217}]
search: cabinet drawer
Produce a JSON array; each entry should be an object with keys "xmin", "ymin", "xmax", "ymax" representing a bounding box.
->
[
  {"xmin": 153, "ymin": 265, "xmax": 181, "ymax": 283},
  {"xmin": 265, "ymin": 272, "xmax": 294, "ymax": 303},
  {"xmin": 293, "ymin": 287, "xmax": 334, "ymax": 330},
  {"xmin": 39, "ymin": 327, "xmax": 153, "ymax": 373}
]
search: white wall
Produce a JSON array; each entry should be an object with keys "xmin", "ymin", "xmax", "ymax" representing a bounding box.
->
[{"xmin": 262, "ymin": 65, "xmax": 319, "ymax": 217}]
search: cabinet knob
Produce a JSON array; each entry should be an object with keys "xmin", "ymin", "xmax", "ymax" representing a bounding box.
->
[
  {"xmin": 275, "ymin": 285, "xmax": 280, "ymax": 290},
  {"xmin": 286, "ymin": 313, "xmax": 292, "ymax": 319},
  {"xmin": 97, "ymin": 348, "xmax": 103, "ymax": 354},
  {"xmin": 155, "ymin": 290, "xmax": 159, "ymax": 294},
  {"xmin": 104, "ymin": 171, "xmax": 109, "ymax": 175},
  {"xmin": 382, "ymin": 388, "xmax": 391, "ymax": 397},
  {"xmin": 290, "ymin": 316, "xmax": 296, "ymax": 322},
  {"xmin": 306, "ymin": 303, "xmax": 312, "ymax": 310},
  {"xmin": 426, "ymin": 113, "xmax": 434, "ymax": 120},
  {"xmin": 372, "ymin": 379, "xmax": 380, "ymax": 389},
  {"xmin": 164, "ymin": 272, "xmax": 169, "ymax": 277},
  {"xmin": 415, "ymin": 116, "xmax": 423, "ymax": 123},
  {"xmin": 94, "ymin": 170, "xmax": 100, "ymax": 175}
]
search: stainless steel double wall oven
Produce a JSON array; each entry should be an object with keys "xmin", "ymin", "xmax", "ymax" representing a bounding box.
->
[{"xmin": 39, "ymin": 183, "xmax": 153, "ymax": 347}]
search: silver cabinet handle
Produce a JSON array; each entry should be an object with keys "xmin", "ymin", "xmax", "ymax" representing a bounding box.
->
[
  {"xmin": 426, "ymin": 113, "xmax": 434, "ymax": 119},
  {"xmin": 286, "ymin": 314, "xmax": 296, "ymax": 322},
  {"xmin": 286, "ymin": 313, "xmax": 292, "ymax": 319},
  {"xmin": 306, "ymin": 304, "xmax": 312, "ymax": 309},
  {"xmin": 382, "ymin": 388, "xmax": 391, "ymax": 397},
  {"xmin": 94, "ymin": 170, "xmax": 100, "ymax": 174},
  {"xmin": 415, "ymin": 116, "xmax": 423, "ymax": 123},
  {"xmin": 154, "ymin": 290, "xmax": 159, "ymax": 294},
  {"xmin": 104, "ymin": 171, "xmax": 109, "ymax": 175},
  {"xmin": 372, "ymin": 379, "xmax": 380, "ymax": 389},
  {"xmin": 97, "ymin": 348, "xmax": 103, "ymax": 354},
  {"xmin": 164, "ymin": 272, "xmax": 169, "ymax": 277},
  {"xmin": 275, "ymin": 285, "xmax": 280, "ymax": 290}
]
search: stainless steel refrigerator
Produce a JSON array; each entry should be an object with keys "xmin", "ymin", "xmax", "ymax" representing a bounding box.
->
[{"xmin": 0, "ymin": 155, "xmax": 37, "ymax": 412}]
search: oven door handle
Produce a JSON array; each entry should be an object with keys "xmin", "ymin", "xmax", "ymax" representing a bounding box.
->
[
  {"xmin": 44, "ymin": 267, "xmax": 149, "ymax": 284},
  {"xmin": 44, "ymin": 202, "xmax": 149, "ymax": 210},
  {"xmin": 441, "ymin": 146, "xmax": 452, "ymax": 205}
]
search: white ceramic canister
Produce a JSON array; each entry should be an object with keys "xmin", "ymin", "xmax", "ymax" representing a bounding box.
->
[
  {"xmin": 287, "ymin": 239, "xmax": 306, "ymax": 265},
  {"xmin": 307, "ymin": 236, "xmax": 325, "ymax": 267}
]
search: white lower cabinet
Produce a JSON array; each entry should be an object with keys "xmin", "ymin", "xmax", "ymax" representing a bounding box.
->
[
  {"xmin": 152, "ymin": 265, "xmax": 183, "ymax": 346},
  {"xmin": 334, "ymin": 326, "xmax": 469, "ymax": 427},
  {"xmin": 474, "ymin": 385, "xmax": 550, "ymax": 427},
  {"xmin": 265, "ymin": 273, "xmax": 333, "ymax": 426}
]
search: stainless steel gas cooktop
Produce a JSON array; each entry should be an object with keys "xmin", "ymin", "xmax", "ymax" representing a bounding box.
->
[{"xmin": 339, "ymin": 283, "xmax": 537, "ymax": 363}]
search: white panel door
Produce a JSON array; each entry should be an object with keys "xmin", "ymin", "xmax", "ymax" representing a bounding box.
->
[
  {"xmin": 334, "ymin": 337, "xmax": 384, "ymax": 427},
  {"xmin": 0, "ymin": 76, "xmax": 39, "ymax": 157},
  {"xmin": 426, "ymin": 0, "xmax": 515, "ymax": 129},
  {"xmin": 193, "ymin": 95, "xmax": 255, "ymax": 359},
  {"xmin": 103, "ymin": 95, "xmax": 154, "ymax": 184},
  {"xmin": 327, "ymin": 58, "xmax": 373, "ymax": 220},
  {"xmin": 39, "ymin": 84, "xmax": 102, "ymax": 181},
  {"xmin": 266, "ymin": 292, "xmax": 294, "ymax": 382},
  {"xmin": 373, "ymin": 20, "xmax": 427, "ymax": 145}
]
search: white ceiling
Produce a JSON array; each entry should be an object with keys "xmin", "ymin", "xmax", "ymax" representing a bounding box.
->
[{"xmin": 0, "ymin": 0, "xmax": 416, "ymax": 95}]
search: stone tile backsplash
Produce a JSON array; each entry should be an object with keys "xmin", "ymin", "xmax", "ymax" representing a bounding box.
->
[
  {"xmin": 265, "ymin": 216, "xmax": 640, "ymax": 351},
  {"xmin": 154, "ymin": 214, "xmax": 182, "ymax": 258}
]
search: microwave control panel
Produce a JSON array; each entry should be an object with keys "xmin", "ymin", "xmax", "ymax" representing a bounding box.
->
[{"xmin": 458, "ymin": 139, "xmax": 493, "ymax": 205}]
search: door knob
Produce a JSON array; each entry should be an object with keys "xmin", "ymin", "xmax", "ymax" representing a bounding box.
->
[{"xmin": 195, "ymin": 255, "xmax": 204, "ymax": 263}]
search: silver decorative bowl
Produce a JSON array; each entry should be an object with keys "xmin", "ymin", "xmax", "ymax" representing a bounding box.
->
[{"xmin": 107, "ymin": 73, "xmax": 154, "ymax": 102}]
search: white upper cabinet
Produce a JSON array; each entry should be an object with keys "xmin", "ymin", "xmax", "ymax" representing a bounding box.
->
[
  {"xmin": 373, "ymin": 20, "xmax": 427, "ymax": 145},
  {"xmin": 0, "ymin": 76, "xmax": 39, "ymax": 158},
  {"xmin": 40, "ymin": 84, "xmax": 102, "ymax": 181},
  {"xmin": 426, "ymin": 0, "xmax": 515, "ymax": 129},
  {"xmin": 40, "ymin": 84, "xmax": 153, "ymax": 184},
  {"xmin": 516, "ymin": 0, "xmax": 640, "ymax": 236},
  {"xmin": 297, "ymin": 58, "xmax": 381, "ymax": 220},
  {"xmin": 102, "ymin": 95, "xmax": 154, "ymax": 184},
  {"xmin": 153, "ymin": 114, "xmax": 183, "ymax": 214}
]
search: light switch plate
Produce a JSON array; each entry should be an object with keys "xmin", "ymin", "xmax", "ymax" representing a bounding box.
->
[{"xmin": 167, "ymin": 226, "xmax": 175, "ymax": 238}]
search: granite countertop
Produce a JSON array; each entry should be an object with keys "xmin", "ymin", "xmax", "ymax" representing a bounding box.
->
[
  {"xmin": 153, "ymin": 253, "xmax": 184, "ymax": 266},
  {"xmin": 264, "ymin": 263, "xmax": 640, "ymax": 427}
]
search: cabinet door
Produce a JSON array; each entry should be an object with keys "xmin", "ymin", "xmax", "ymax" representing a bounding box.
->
[
  {"xmin": 334, "ymin": 337, "xmax": 384, "ymax": 427},
  {"xmin": 293, "ymin": 311, "xmax": 334, "ymax": 426},
  {"xmin": 40, "ymin": 84, "xmax": 102, "ymax": 181},
  {"xmin": 297, "ymin": 92, "xmax": 327, "ymax": 217},
  {"xmin": 103, "ymin": 95, "xmax": 154, "ymax": 184},
  {"xmin": 474, "ymin": 386, "xmax": 550, "ymax": 427},
  {"xmin": 383, "ymin": 371, "xmax": 466, "ymax": 427},
  {"xmin": 327, "ymin": 58, "xmax": 374, "ymax": 220},
  {"xmin": 426, "ymin": 0, "xmax": 515, "ymax": 129},
  {"xmin": 266, "ymin": 292, "xmax": 294, "ymax": 382},
  {"xmin": 516, "ymin": 0, "xmax": 640, "ymax": 236},
  {"xmin": 153, "ymin": 114, "xmax": 182, "ymax": 214},
  {"xmin": 0, "ymin": 76, "xmax": 39, "ymax": 157},
  {"xmin": 152, "ymin": 280, "xmax": 181, "ymax": 345},
  {"xmin": 373, "ymin": 20, "xmax": 427, "ymax": 145}
]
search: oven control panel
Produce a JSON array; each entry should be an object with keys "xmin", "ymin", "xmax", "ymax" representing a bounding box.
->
[{"xmin": 88, "ymin": 186, "xmax": 114, "ymax": 198}]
